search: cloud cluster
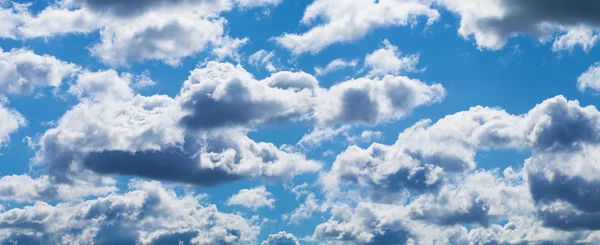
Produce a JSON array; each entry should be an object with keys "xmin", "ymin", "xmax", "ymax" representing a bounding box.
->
[
  {"xmin": 0, "ymin": 180, "xmax": 259, "ymax": 245},
  {"xmin": 315, "ymin": 95, "xmax": 600, "ymax": 243},
  {"xmin": 36, "ymin": 63, "xmax": 324, "ymax": 186},
  {"xmin": 0, "ymin": 0, "xmax": 278, "ymax": 66},
  {"xmin": 438, "ymin": 0, "xmax": 600, "ymax": 51},
  {"xmin": 35, "ymin": 60, "xmax": 445, "ymax": 187}
]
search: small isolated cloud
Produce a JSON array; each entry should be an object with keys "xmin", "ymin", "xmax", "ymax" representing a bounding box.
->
[
  {"xmin": 248, "ymin": 49, "xmax": 278, "ymax": 72},
  {"xmin": 314, "ymin": 58, "xmax": 358, "ymax": 76},
  {"xmin": 365, "ymin": 39, "xmax": 422, "ymax": 77},
  {"xmin": 227, "ymin": 186, "xmax": 275, "ymax": 211},
  {"xmin": 578, "ymin": 62, "xmax": 600, "ymax": 93}
]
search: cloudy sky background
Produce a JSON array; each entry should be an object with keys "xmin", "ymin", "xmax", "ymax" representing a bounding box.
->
[{"xmin": 2, "ymin": 0, "xmax": 600, "ymax": 244}]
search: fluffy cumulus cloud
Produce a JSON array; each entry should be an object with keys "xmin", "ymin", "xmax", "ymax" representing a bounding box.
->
[
  {"xmin": 90, "ymin": 12, "xmax": 229, "ymax": 66},
  {"xmin": 0, "ymin": 0, "xmax": 277, "ymax": 66},
  {"xmin": 0, "ymin": 103, "xmax": 25, "ymax": 147},
  {"xmin": 178, "ymin": 62, "xmax": 315, "ymax": 130},
  {"xmin": 0, "ymin": 174, "xmax": 116, "ymax": 203},
  {"xmin": 364, "ymin": 40, "xmax": 422, "ymax": 77},
  {"xmin": 275, "ymin": 0, "xmax": 440, "ymax": 54},
  {"xmin": 261, "ymin": 231, "xmax": 300, "ymax": 245},
  {"xmin": 36, "ymin": 63, "xmax": 322, "ymax": 186},
  {"xmin": 314, "ymin": 75, "xmax": 446, "ymax": 125},
  {"xmin": 227, "ymin": 186, "xmax": 275, "ymax": 211},
  {"xmin": 315, "ymin": 94, "xmax": 600, "ymax": 244},
  {"xmin": 438, "ymin": 0, "xmax": 600, "ymax": 51},
  {"xmin": 0, "ymin": 48, "xmax": 80, "ymax": 95},
  {"xmin": 0, "ymin": 180, "xmax": 259, "ymax": 245}
]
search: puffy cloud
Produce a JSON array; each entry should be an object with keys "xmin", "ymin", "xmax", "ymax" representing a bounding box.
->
[
  {"xmin": 438, "ymin": 0, "xmax": 600, "ymax": 51},
  {"xmin": 316, "ymin": 94, "xmax": 600, "ymax": 241},
  {"xmin": 314, "ymin": 75, "xmax": 446, "ymax": 125},
  {"xmin": 0, "ymin": 48, "xmax": 80, "ymax": 95},
  {"xmin": 364, "ymin": 39, "xmax": 422, "ymax": 77},
  {"xmin": 275, "ymin": 0, "xmax": 439, "ymax": 54},
  {"xmin": 321, "ymin": 143, "xmax": 446, "ymax": 201},
  {"xmin": 468, "ymin": 216, "xmax": 600, "ymax": 245},
  {"xmin": 407, "ymin": 168, "xmax": 534, "ymax": 227},
  {"xmin": 0, "ymin": 103, "xmax": 25, "ymax": 147},
  {"xmin": 180, "ymin": 62, "xmax": 444, "ymax": 129},
  {"xmin": 0, "ymin": 2, "xmax": 243, "ymax": 66},
  {"xmin": 0, "ymin": 180, "xmax": 259, "ymax": 244},
  {"xmin": 36, "ymin": 64, "xmax": 322, "ymax": 186},
  {"xmin": 261, "ymin": 231, "xmax": 300, "ymax": 245},
  {"xmin": 227, "ymin": 186, "xmax": 275, "ymax": 211},
  {"xmin": 178, "ymin": 62, "xmax": 315, "ymax": 130},
  {"xmin": 315, "ymin": 59, "xmax": 359, "ymax": 77},
  {"xmin": 0, "ymin": 4, "xmax": 108, "ymax": 39},
  {"xmin": 552, "ymin": 26, "xmax": 599, "ymax": 52},
  {"xmin": 314, "ymin": 202, "xmax": 471, "ymax": 245},
  {"xmin": 322, "ymin": 94, "xmax": 600, "ymax": 199},
  {"xmin": 90, "ymin": 12, "xmax": 231, "ymax": 66},
  {"xmin": 0, "ymin": 174, "xmax": 116, "ymax": 203},
  {"xmin": 577, "ymin": 62, "xmax": 600, "ymax": 93}
]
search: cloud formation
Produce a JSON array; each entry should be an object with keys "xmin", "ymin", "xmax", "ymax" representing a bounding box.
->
[
  {"xmin": 439, "ymin": 0, "xmax": 600, "ymax": 51},
  {"xmin": 227, "ymin": 186, "xmax": 275, "ymax": 211},
  {"xmin": 0, "ymin": 48, "xmax": 80, "ymax": 95},
  {"xmin": 276, "ymin": 0, "xmax": 439, "ymax": 54},
  {"xmin": 0, "ymin": 181, "xmax": 259, "ymax": 245}
]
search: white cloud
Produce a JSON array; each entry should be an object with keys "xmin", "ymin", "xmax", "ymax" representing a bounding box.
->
[
  {"xmin": 438, "ymin": 0, "xmax": 600, "ymax": 52},
  {"xmin": 298, "ymin": 126, "xmax": 351, "ymax": 148},
  {"xmin": 275, "ymin": 0, "xmax": 439, "ymax": 54},
  {"xmin": 261, "ymin": 231, "xmax": 300, "ymax": 245},
  {"xmin": 364, "ymin": 39, "xmax": 422, "ymax": 77},
  {"xmin": 0, "ymin": 180, "xmax": 259, "ymax": 244},
  {"xmin": 227, "ymin": 186, "xmax": 275, "ymax": 211},
  {"xmin": 248, "ymin": 49, "xmax": 278, "ymax": 72},
  {"xmin": 315, "ymin": 58, "xmax": 359, "ymax": 77},
  {"xmin": 235, "ymin": 0, "xmax": 282, "ymax": 8},
  {"xmin": 0, "ymin": 1, "xmax": 253, "ymax": 66},
  {"xmin": 0, "ymin": 174, "xmax": 116, "ymax": 203},
  {"xmin": 552, "ymin": 26, "xmax": 599, "ymax": 52},
  {"xmin": 36, "ymin": 64, "xmax": 323, "ymax": 186},
  {"xmin": 285, "ymin": 192, "xmax": 319, "ymax": 224},
  {"xmin": 0, "ymin": 48, "xmax": 80, "ymax": 95},
  {"xmin": 578, "ymin": 62, "xmax": 600, "ymax": 93},
  {"xmin": 315, "ymin": 94, "xmax": 600, "ymax": 243},
  {"xmin": 314, "ymin": 75, "xmax": 446, "ymax": 125},
  {"xmin": 0, "ymin": 103, "xmax": 26, "ymax": 147},
  {"xmin": 90, "ymin": 12, "xmax": 228, "ymax": 66}
]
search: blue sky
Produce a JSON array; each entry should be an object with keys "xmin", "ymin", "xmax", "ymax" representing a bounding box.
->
[{"xmin": 2, "ymin": 0, "xmax": 600, "ymax": 244}]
